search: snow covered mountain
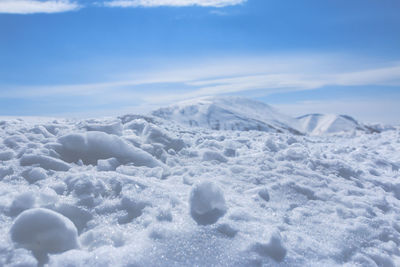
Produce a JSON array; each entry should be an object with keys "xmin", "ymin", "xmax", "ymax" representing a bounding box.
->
[
  {"xmin": 297, "ymin": 113, "xmax": 381, "ymax": 135},
  {"xmin": 151, "ymin": 96, "xmax": 388, "ymax": 136},
  {"xmin": 152, "ymin": 96, "xmax": 303, "ymax": 135}
]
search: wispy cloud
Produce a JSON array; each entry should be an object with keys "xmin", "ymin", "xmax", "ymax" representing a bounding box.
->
[
  {"xmin": 2, "ymin": 55, "xmax": 400, "ymax": 103},
  {"xmin": 0, "ymin": 0, "xmax": 79, "ymax": 14},
  {"xmin": 104, "ymin": 0, "xmax": 246, "ymax": 8},
  {"xmin": 0, "ymin": 0, "xmax": 245, "ymax": 14},
  {"xmin": 137, "ymin": 60, "xmax": 400, "ymax": 104}
]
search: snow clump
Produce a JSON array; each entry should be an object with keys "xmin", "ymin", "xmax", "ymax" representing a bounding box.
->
[
  {"xmin": 55, "ymin": 131, "xmax": 162, "ymax": 167},
  {"xmin": 10, "ymin": 208, "xmax": 79, "ymax": 262},
  {"xmin": 252, "ymin": 231, "xmax": 287, "ymax": 262},
  {"xmin": 189, "ymin": 181, "xmax": 227, "ymax": 225}
]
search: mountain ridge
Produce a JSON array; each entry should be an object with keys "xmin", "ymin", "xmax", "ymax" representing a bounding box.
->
[{"xmin": 150, "ymin": 96, "xmax": 391, "ymax": 135}]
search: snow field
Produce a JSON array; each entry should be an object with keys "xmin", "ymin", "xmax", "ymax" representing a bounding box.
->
[{"xmin": 0, "ymin": 106, "xmax": 399, "ymax": 266}]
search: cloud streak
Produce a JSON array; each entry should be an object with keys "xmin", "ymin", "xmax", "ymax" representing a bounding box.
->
[
  {"xmin": 104, "ymin": 0, "xmax": 246, "ymax": 8},
  {"xmin": 0, "ymin": 0, "xmax": 245, "ymax": 14},
  {"xmin": 138, "ymin": 62, "xmax": 400, "ymax": 104},
  {"xmin": 0, "ymin": 0, "xmax": 79, "ymax": 14},
  {"xmin": 2, "ymin": 56, "xmax": 400, "ymax": 105}
]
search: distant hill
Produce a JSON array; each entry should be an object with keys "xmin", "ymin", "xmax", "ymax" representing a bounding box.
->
[
  {"xmin": 297, "ymin": 114, "xmax": 381, "ymax": 135},
  {"xmin": 151, "ymin": 96, "xmax": 388, "ymax": 135},
  {"xmin": 151, "ymin": 96, "xmax": 303, "ymax": 135}
]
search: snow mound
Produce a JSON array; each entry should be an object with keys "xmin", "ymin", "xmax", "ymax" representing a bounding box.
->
[
  {"xmin": 97, "ymin": 157, "xmax": 120, "ymax": 171},
  {"xmin": 251, "ymin": 231, "xmax": 287, "ymax": 262},
  {"xmin": 143, "ymin": 124, "xmax": 185, "ymax": 152},
  {"xmin": 189, "ymin": 181, "xmax": 227, "ymax": 225},
  {"xmin": 55, "ymin": 131, "xmax": 162, "ymax": 167},
  {"xmin": 10, "ymin": 208, "xmax": 79, "ymax": 261},
  {"xmin": 297, "ymin": 113, "xmax": 380, "ymax": 135},
  {"xmin": 23, "ymin": 167, "xmax": 48, "ymax": 183},
  {"xmin": 152, "ymin": 96, "xmax": 303, "ymax": 134},
  {"xmin": 258, "ymin": 188, "xmax": 270, "ymax": 202},
  {"xmin": 20, "ymin": 154, "xmax": 71, "ymax": 172},
  {"xmin": 0, "ymin": 166, "xmax": 13, "ymax": 180},
  {"xmin": 9, "ymin": 192, "xmax": 36, "ymax": 216},
  {"xmin": 81, "ymin": 121, "xmax": 123, "ymax": 136},
  {"xmin": 202, "ymin": 150, "xmax": 228, "ymax": 163},
  {"xmin": 0, "ymin": 150, "xmax": 14, "ymax": 161},
  {"xmin": 123, "ymin": 118, "xmax": 148, "ymax": 135},
  {"xmin": 54, "ymin": 204, "xmax": 93, "ymax": 233}
]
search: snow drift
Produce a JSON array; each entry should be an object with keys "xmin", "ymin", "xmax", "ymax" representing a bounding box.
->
[{"xmin": 54, "ymin": 131, "xmax": 162, "ymax": 168}]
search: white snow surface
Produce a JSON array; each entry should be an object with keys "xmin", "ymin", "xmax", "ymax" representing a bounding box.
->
[{"xmin": 1, "ymin": 99, "xmax": 400, "ymax": 266}]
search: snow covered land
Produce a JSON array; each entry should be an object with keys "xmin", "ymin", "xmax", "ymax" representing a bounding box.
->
[{"xmin": 1, "ymin": 96, "xmax": 399, "ymax": 266}]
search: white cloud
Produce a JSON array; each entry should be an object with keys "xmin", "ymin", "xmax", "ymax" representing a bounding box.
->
[
  {"xmin": 136, "ymin": 61, "xmax": 400, "ymax": 105},
  {"xmin": 3, "ymin": 56, "xmax": 400, "ymax": 101},
  {"xmin": 0, "ymin": 0, "xmax": 245, "ymax": 14},
  {"xmin": 104, "ymin": 0, "xmax": 246, "ymax": 8},
  {"xmin": 0, "ymin": 0, "xmax": 79, "ymax": 14},
  {"xmin": 333, "ymin": 65, "xmax": 400, "ymax": 87}
]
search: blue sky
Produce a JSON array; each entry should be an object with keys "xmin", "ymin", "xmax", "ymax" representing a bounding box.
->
[{"xmin": 0, "ymin": 0, "xmax": 399, "ymax": 123}]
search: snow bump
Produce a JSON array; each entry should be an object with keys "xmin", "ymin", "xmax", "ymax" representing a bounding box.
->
[
  {"xmin": 55, "ymin": 131, "xmax": 162, "ymax": 168},
  {"xmin": 189, "ymin": 181, "xmax": 227, "ymax": 225},
  {"xmin": 20, "ymin": 154, "xmax": 71, "ymax": 172},
  {"xmin": 251, "ymin": 231, "xmax": 287, "ymax": 262},
  {"xmin": 10, "ymin": 208, "xmax": 79, "ymax": 262}
]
